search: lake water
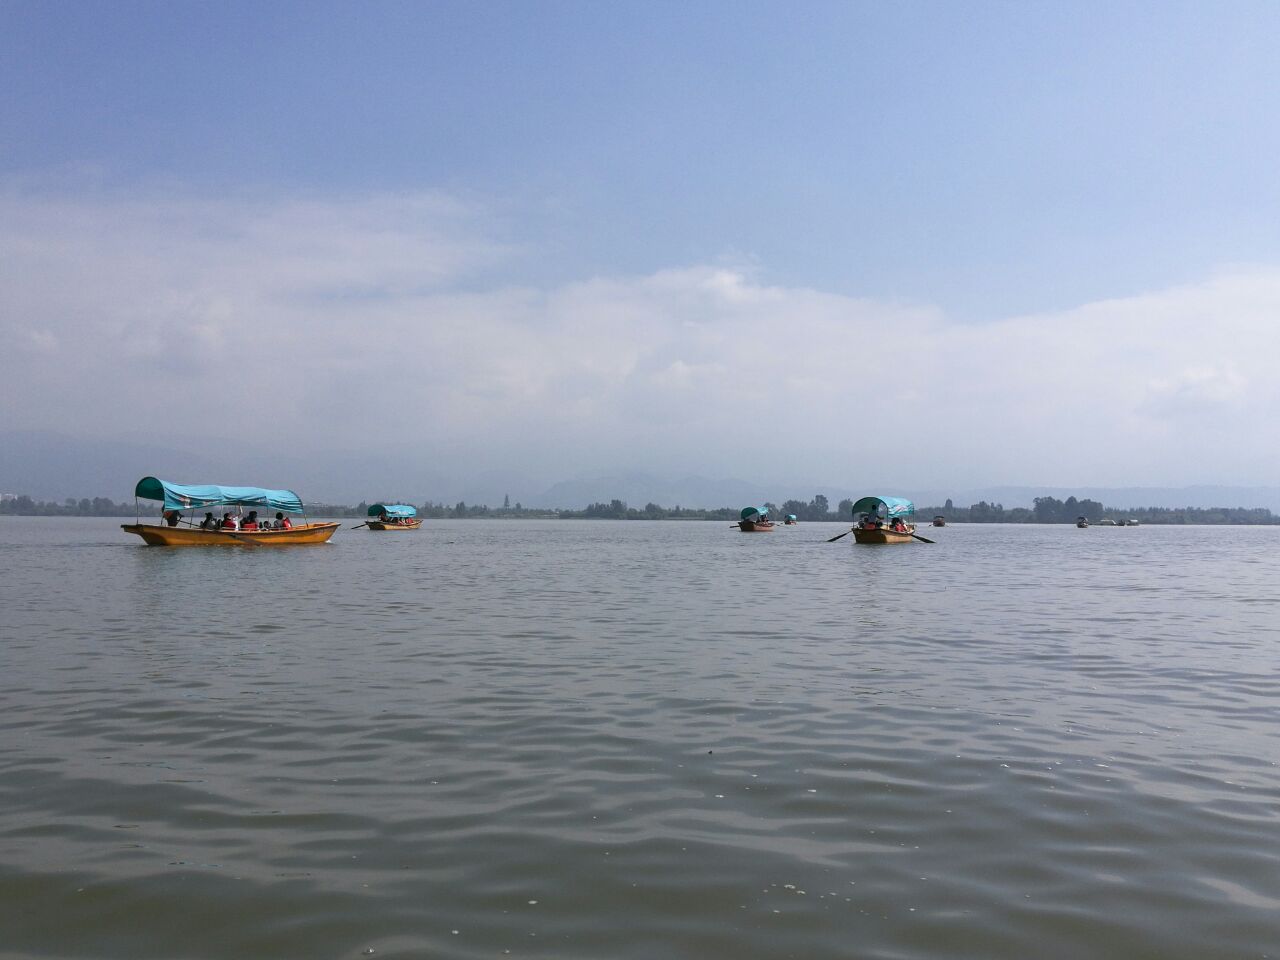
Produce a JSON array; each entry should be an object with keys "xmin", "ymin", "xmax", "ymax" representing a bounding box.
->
[{"xmin": 1, "ymin": 517, "xmax": 1278, "ymax": 959}]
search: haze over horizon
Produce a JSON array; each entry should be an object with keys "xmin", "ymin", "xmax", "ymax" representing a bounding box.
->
[{"xmin": 4, "ymin": 2, "xmax": 1279, "ymax": 497}]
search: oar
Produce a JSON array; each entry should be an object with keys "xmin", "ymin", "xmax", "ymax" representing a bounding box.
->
[
  {"xmin": 223, "ymin": 529, "xmax": 263, "ymax": 547},
  {"xmin": 908, "ymin": 531, "xmax": 936, "ymax": 544},
  {"xmin": 349, "ymin": 521, "xmax": 370, "ymax": 529},
  {"xmin": 826, "ymin": 529, "xmax": 851, "ymax": 542}
]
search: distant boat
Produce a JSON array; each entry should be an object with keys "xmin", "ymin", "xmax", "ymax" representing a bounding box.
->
[
  {"xmin": 1076, "ymin": 516, "xmax": 1089, "ymax": 528},
  {"xmin": 850, "ymin": 496, "xmax": 919, "ymax": 544},
  {"xmin": 784, "ymin": 514, "xmax": 798, "ymax": 525},
  {"xmin": 364, "ymin": 503, "xmax": 422, "ymax": 530},
  {"xmin": 120, "ymin": 477, "xmax": 339, "ymax": 546},
  {"xmin": 737, "ymin": 506, "xmax": 775, "ymax": 532},
  {"xmin": 932, "ymin": 515, "xmax": 946, "ymax": 527}
]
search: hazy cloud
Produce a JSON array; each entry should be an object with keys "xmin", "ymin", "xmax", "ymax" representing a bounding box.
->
[{"xmin": 3, "ymin": 187, "xmax": 1279, "ymax": 490}]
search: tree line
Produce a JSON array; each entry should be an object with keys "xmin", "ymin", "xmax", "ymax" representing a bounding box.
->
[{"xmin": 3, "ymin": 492, "xmax": 1277, "ymax": 524}]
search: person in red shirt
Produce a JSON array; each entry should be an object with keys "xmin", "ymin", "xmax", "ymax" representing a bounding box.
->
[{"xmin": 275, "ymin": 512, "xmax": 291, "ymax": 529}]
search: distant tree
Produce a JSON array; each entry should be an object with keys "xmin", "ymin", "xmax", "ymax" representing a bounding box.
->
[
  {"xmin": 809, "ymin": 494, "xmax": 830, "ymax": 520},
  {"xmin": 453, "ymin": 501, "xmax": 467, "ymax": 517},
  {"xmin": 503, "ymin": 494, "xmax": 510, "ymax": 510},
  {"xmin": 837, "ymin": 498, "xmax": 853, "ymax": 517}
]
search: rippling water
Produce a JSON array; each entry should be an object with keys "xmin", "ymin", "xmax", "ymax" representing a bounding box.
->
[{"xmin": 2, "ymin": 517, "xmax": 1278, "ymax": 959}]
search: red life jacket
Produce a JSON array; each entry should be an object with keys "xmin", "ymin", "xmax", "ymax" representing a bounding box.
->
[{"xmin": 280, "ymin": 517, "xmax": 292, "ymax": 529}]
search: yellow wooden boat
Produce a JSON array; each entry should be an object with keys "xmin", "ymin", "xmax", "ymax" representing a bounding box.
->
[
  {"xmin": 367, "ymin": 519, "xmax": 422, "ymax": 531},
  {"xmin": 121, "ymin": 522, "xmax": 340, "ymax": 546},
  {"xmin": 121, "ymin": 477, "xmax": 337, "ymax": 546},
  {"xmin": 849, "ymin": 495, "xmax": 922, "ymax": 545},
  {"xmin": 364, "ymin": 503, "xmax": 422, "ymax": 530}
]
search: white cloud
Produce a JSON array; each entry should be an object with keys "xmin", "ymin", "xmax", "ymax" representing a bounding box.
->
[{"xmin": 3, "ymin": 186, "xmax": 1279, "ymax": 489}]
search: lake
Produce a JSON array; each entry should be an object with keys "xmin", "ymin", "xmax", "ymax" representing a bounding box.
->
[{"xmin": 1, "ymin": 517, "xmax": 1277, "ymax": 959}]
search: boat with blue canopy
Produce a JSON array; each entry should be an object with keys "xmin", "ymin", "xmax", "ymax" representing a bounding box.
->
[
  {"xmin": 737, "ymin": 506, "xmax": 775, "ymax": 532},
  {"xmin": 849, "ymin": 495, "xmax": 919, "ymax": 544},
  {"xmin": 121, "ymin": 476, "xmax": 340, "ymax": 546},
  {"xmin": 364, "ymin": 503, "xmax": 422, "ymax": 531}
]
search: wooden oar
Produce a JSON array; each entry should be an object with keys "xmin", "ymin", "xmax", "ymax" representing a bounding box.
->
[
  {"xmin": 349, "ymin": 521, "xmax": 370, "ymax": 529},
  {"xmin": 826, "ymin": 529, "xmax": 852, "ymax": 542},
  {"xmin": 908, "ymin": 531, "xmax": 936, "ymax": 544}
]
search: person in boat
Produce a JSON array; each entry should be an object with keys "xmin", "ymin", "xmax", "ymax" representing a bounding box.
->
[
  {"xmin": 242, "ymin": 511, "xmax": 259, "ymax": 531},
  {"xmin": 199, "ymin": 512, "xmax": 218, "ymax": 530},
  {"xmin": 221, "ymin": 512, "xmax": 237, "ymax": 530},
  {"xmin": 275, "ymin": 511, "xmax": 291, "ymax": 530},
  {"xmin": 891, "ymin": 516, "xmax": 908, "ymax": 533},
  {"xmin": 163, "ymin": 509, "xmax": 182, "ymax": 527},
  {"xmin": 860, "ymin": 513, "xmax": 879, "ymax": 530}
]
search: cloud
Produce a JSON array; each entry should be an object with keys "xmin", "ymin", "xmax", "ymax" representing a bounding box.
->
[{"xmin": 3, "ymin": 185, "xmax": 1279, "ymax": 490}]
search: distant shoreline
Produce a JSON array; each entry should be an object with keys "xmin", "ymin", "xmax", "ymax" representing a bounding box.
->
[{"xmin": 3, "ymin": 494, "xmax": 1278, "ymax": 526}]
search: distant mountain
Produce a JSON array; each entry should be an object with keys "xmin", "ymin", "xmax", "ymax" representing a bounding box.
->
[
  {"xmin": 0, "ymin": 431, "xmax": 221, "ymax": 502},
  {"xmin": 3, "ymin": 431, "xmax": 1276, "ymax": 512},
  {"xmin": 907, "ymin": 486, "xmax": 1280, "ymax": 512},
  {"xmin": 530, "ymin": 472, "xmax": 861, "ymax": 510}
]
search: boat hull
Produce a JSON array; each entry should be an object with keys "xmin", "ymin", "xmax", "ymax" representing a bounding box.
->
[
  {"xmin": 367, "ymin": 519, "xmax": 422, "ymax": 530},
  {"xmin": 122, "ymin": 522, "xmax": 340, "ymax": 546},
  {"xmin": 853, "ymin": 527, "xmax": 916, "ymax": 544},
  {"xmin": 738, "ymin": 520, "xmax": 776, "ymax": 532}
]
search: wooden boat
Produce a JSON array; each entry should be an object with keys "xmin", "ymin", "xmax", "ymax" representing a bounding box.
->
[
  {"xmin": 737, "ymin": 507, "xmax": 775, "ymax": 531},
  {"xmin": 848, "ymin": 495, "xmax": 919, "ymax": 545},
  {"xmin": 932, "ymin": 515, "xmax": 946, "ymax": 527},
  {"xmin": 365, "ymin": 503, "xmax": 422, "ymax": 530},
  {"xmin": 367, "ymin": 518, "xmax": 422, "ymax": 530},
  {"xmin": 121, "ymin": 476, "xmax": 337, "ymax": 546},
  {"xmin": 121, "ymin": 522, "xmax": 340, "ymax": 546},
  {"xmin": 853, "ymin": 526, "xmax": 917, "ymax": 544}
]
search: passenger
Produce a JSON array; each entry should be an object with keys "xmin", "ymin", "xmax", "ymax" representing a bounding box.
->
[
  {"xmin": 199, "ymin": 512, "xmax": 218, "ymax": 530},
  {"xmin": 276, "ymin": 511, "xmax": 292, "ymax": 530},
  {"xmin": 891, "ymin": 517, "xmax": 907, "ymax": 533},
  {"xmin": 221, "ymin": 513, "xmax": 236, "ymax": 530},
  {"xmin": 242, "ymin": 510, "xmax": 259, "ymax": 531},
  {"xmin": 164, "ymin": 510, "xmax": 182, "ymax": 527}
]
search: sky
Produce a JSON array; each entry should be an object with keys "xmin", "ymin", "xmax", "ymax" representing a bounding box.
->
[{"xmin": 3, "ymin": 1, "xmax": 1280, "ymax": 499}]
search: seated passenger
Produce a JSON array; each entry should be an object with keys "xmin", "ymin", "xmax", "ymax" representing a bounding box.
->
[
  {"xmin": 163, "ymin": 510, "xmax": 182, "ymax": 527},
  {"xmin": 242, "ymin": 510, "xmax": 259, "ymax": 531},
  {"xmin": 221, "ymin": 513, "xmax": 236, "ymax": 529},
  {"xmin": 276, "ymin": 512, "xmax": 291, "ymax": 530},
  {"xmin": 199, "ymin": 512, "xmax": 218, "ymax": 530}
]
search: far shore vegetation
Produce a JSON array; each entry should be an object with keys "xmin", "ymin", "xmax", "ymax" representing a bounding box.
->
[{"xmin": 2, "ymin": 493, "xmax": 1277, "ymax": 525}]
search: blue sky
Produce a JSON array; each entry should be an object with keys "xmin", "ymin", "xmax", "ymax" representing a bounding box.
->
[{"xmin": 4, "ymin": 1, "xmax": 1280, "ymax": 496}]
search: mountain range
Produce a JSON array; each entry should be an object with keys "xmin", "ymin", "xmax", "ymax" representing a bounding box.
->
[{"xmin": 3, "ymin": 431, "xmax": 1278, "ymax": 512}]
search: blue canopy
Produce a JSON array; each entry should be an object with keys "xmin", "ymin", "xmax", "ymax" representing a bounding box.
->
[
  {"xmin": 368, "ymin": 503, "xmax": 417, "ymax": 518},
  {"xmin": 850, "ymin": 495, "xmax": 915, "ymax": 519},
  {"xmin": 786, "ymin": 514, "xmax": 798, "ymax": 521},
  {"xmin": 740, "ymin": 506, "xmax": 768, "ymax": 520},
  {"xmin": 134, "ymin": 477, "xmax": 304, "ymax": 514}
]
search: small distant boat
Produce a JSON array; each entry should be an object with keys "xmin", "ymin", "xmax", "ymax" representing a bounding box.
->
[
  {"xmin": 784, "ymin": 514, "xmax": 798, "ymax": 525},
  {"xmin": 121, "ymin": 477, "xmax": 339, "ymax": 546},
  {"xmin": 365, "ymin": 503, "xmax": 422, "ymax": 530},
  {"xmin": 1076, "ymin": 516, "xmax": 1089, "ymax": 528},
  {"xmin": 850, "ymin": 496, "xmax": 918, "ymax": 544},
  {"xmin": 737, "ymin": 506, "xmax": 775, "ymax": 532},
  {"xmin": 1120, "ymin": 518, "xmax": 1140, "ymax": 527},
  {"xmin": 1098, "ymin": 519, "xmax": 1117, "ymax": 526},
  {"xmin": 932, "ymin": 515, "xmax": 946, "ymax": 527}
]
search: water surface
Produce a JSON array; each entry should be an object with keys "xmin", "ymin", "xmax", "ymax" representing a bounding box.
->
[{"xmin": 2, "ymin": 518, "xmax": 1277, "ymax": 958}]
